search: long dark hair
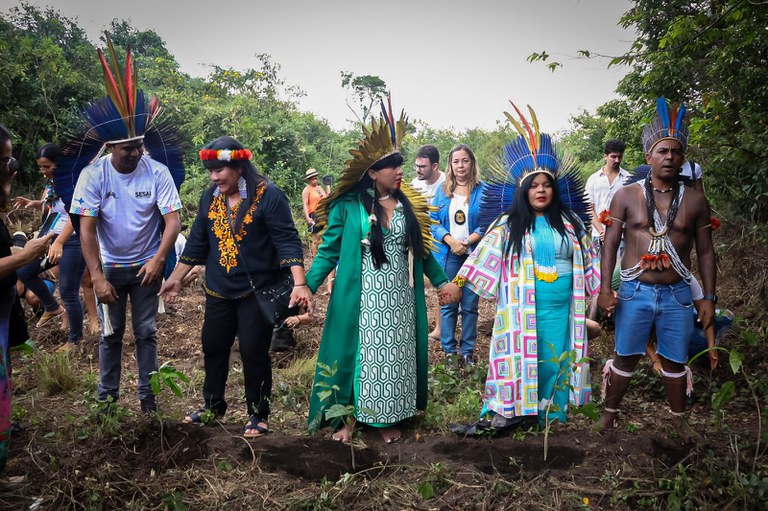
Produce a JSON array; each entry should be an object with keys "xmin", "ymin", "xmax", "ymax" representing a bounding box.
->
[
  {"xmin": 502, "ymin": 172, "xmax": 582, "ymax": 260},
  {"xmin": 35, "ymin": 143, "xmax": 62, "ymax": 163},
  {"xmin": 355, "ymin": 153, "xmax": 425, "ymax": 269},
  {"xmin": 202, "ymin": 136, "xmax": 266, "ymax": 231}
]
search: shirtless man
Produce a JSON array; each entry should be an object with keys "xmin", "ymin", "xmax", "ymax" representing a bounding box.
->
[{"xmin": 598, "ymin": 99, "xmax": 716, "ymax": 442}]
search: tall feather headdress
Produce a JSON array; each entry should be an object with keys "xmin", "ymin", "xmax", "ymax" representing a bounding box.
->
[
  {"xmin": 479, "ymin": 101, "xmax": 589, "ymax": 229},
  {"xmin": 53, "ymin": 32, "xmax": 185, "ymax": 213},
  {"xmin": 642, "ymin": 97, "xmax": 689, "ymax": 153},
  {"xmin": 314, "ymin": 97, "xmax": 437, "ymax": 256}
]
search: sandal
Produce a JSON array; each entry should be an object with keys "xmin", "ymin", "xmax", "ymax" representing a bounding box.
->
[
  {"xmin": 183, "ymin": 408, "xmax": 215, "ymax": 424},
  {"xmin": 243, "ymin": 416, "xmax": 269, "ymax": 438}
]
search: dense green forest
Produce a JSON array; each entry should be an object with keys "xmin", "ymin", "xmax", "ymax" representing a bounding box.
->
[{"xmin": 1, "ymin": 0, "xmax": 766, "ymax": 224}]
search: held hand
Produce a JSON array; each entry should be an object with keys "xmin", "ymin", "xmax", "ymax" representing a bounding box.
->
[
  {"xmin": 290, "ymin": 285, "xmax": 314, "ymax": 314},
  {"xmin": 23, "ymin": 232, "xmax": 55, "ymax": 259},
  {"xmin": 284, "ymin": 316, "xmax": 301, "ymax": 329},
  {"xmin": 93, "ymin": 276, "xmax": 118, "ymax": 305},
  {"xmin": 597, "ymin": 291, "xmax": 618, "ymax": 316},
  {"xmin": 449, "ymin": 239, "xmax": 467, "ymax": 256},
  {"xmin": 47, "ymin": 240, "xmax": 63, "ymax": 264},
  {"xmin": 137, "ymin": 256, "xmax": 165, "ymax": 286},
  {"xmin": 158, "ymin": 278, "xmax": 183, "ymax": 303},
  {"xmin": 438, "ymin": 282, "xmax": 461, "ymax": 305}
]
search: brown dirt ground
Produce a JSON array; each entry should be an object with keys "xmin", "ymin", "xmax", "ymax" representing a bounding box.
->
[{"xmin": 0, "ymin": 219, "xmax": 765, "ymax": 510}]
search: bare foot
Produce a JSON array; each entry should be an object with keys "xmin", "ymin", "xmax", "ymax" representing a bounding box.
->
[
  {"xmin": 671, "ymin": 415, "xmax": 703, "ymax": 444},
  {"xmin": 598, "ymin": 410, "xmax": 618, "ymax": 432},
  {"xmin": 332, "ymin": 418, "xmax": 356, "ymax": 443},
  {"xmin": 379, "ymin": 427, "xmax": 401, "ymax": 444}
]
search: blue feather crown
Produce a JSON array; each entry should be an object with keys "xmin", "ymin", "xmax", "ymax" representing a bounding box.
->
[
  {"xmin": 479, "ymin": 102, "xmax": 589, "ymax": 229},
  {"xmin": 642, "ymin": 97, "xmax": 689, "ymax": 153}
]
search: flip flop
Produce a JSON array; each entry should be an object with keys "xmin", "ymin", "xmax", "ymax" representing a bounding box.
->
[{"xmin": 243, "ymin": 416, "xmax": 269, "ymax": 438}]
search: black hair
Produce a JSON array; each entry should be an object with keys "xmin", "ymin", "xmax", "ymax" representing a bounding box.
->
[
  {"xmin": 415, "ymin": 144, "xmax": 440, "ymax": 165},
  {"xmin": 604, "ymin": 139, "xmax": 626, "ymax": 154},
  {"xmin": 202, "ymin": 136, "xmax": 266, "ymax": 231},
  {"xmin": 35, "ymin": 143, "xmax": 62, "ymax": 164},
  {"xmin": 502, "ymin": 172, "xmax": 582, "ymax": 260},
  {"xmin": 0, "ymin": 125, "xmax": 10, "ymax": 146},
  {"xmin": 356, "ymin": 152, "xmax": 425, "ymax": 269}
]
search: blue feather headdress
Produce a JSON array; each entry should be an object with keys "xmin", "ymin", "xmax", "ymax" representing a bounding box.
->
[
  {"xmin": 53, "ymin": 32, "xmax": 184, "ymax": 213},
  {"xmin": 479, "ymin": 102, "xmax": 589, "ymax": 229},
  {"xmin": 642, "ymin": 97, "xmax": 689, "ymax": 153}
]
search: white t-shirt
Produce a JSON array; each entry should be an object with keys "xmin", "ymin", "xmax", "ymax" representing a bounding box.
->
[
  {"xmin": 680, "ymin": 161, "xmax": 702, "ymax": 181},
  {"xmin": 448, "ymin": 193, "xmax": 470, "ymax": 242},
  {"xmin": 71, "ymin": 155, "xmax": 182, "ymax": 265},
  {"xmin": 584, "ymin": 166, "xmax": 630, "ymax": 238},
  {"xmin": 410, "ymin": 171, "xmax": 445, "ymax": 205}
]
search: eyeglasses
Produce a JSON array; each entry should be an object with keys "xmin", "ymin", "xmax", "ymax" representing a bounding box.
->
[{"xmin": 414, "ymin": 164, "xmax": 430, "ymax": 171}]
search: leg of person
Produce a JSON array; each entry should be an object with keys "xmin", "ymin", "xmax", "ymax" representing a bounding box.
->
[
  {"xmin": 128, "ymin": 271, "xmax": 161, "ymax": 413},
  {"xmin": 656, "ymin": 282, "xmax": 700, "ymax": 443},
  {"xmin": 600, "ymin": 280, "xmax": 654, "ymax": 430},
  {"xmin": 199, "ymin": 294, "xmax": 239, "ymax": 418},
  {"xmin": 81, "ymin": 269, "xmax": 100, "ymax": 335},
  {"xmin": 0, "ymin": 286, "xmax": 16, "ymax": 472},
  {"xmin": 440, "ymin": 253, "xmax": 462, "ymax": 359},
  {"xmin": 17, "ymin": 259, "xmax": 64, "ymax": 326},
  {"xmin": 458, "ymin": 285, "xmax": 480, "ymax": 365},
  {"xmin": 237, "ymin": 294, "xmax": 274, "ymax": 437},
  {"xmin": 58, "ymin": 237, "xmax": 86, "ymax": 347},
  {"xmin": 97, "ymin": 267, "xmax": 130, "ymax": 405}
]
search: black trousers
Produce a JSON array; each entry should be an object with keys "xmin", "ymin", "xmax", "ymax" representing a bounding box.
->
[{"xmin": 201, "ymin": 293, "xmax": 273, "ymax": 418}]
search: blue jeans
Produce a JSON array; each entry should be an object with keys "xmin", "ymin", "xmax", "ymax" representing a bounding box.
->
[
  {"xmin": 440, "ymin": 253, "xmax": 479, "ymax": 356},
  {"xmin": 59, "ymin": 237, "xmax": 87, "ymax": 343},
  {"xmin": 17, "ymin": 236, "xmax": 87, "ymax": 343},
  {"xmin": 97, "ymin": 266, "xmax": 161, "ymax": 402},
  {"xmin": 615, "ymin": 279, "xmax": 694, "ymax": 364}
]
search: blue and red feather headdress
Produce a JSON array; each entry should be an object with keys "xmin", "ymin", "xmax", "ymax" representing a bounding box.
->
[
  {"xmin": 641, "ymin": 97, "xmax": 689, "ymax": 153},
  {"xmin": 53, "ymin": 32, "xmax": 184, "ymax": 212},
  {"xmin": 479, "ymin": 102, "xmax": 589, "ymax": 229}
]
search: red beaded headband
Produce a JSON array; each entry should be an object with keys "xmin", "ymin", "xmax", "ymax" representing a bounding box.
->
[{"xmin": 199, "ymin": 149, "xmax": 253, "ymax": 161}]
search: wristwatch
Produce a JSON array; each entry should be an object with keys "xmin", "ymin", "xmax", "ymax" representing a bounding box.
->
[{"xmin": 702, "ymin": 294, "xmax": 718, "ymax": 303}]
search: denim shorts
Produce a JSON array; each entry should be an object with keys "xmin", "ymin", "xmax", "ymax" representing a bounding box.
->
[{"xmin": 614, "ymin": 279, "xmax": 694, "ymax": 364}]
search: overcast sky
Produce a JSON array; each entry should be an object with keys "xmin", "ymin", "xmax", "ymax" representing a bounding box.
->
[{"xmin": 3, "ymin": 0, "xmax": 635, "ymax": 133}]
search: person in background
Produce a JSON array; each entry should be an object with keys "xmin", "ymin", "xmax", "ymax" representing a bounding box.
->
[
  {"xmin": 431, "ymin": 144, "xmax": 484, "ymax": 366},
  {"xmin": 15, "ymin": 143, "xmax": 89, "ymax": 350},
  {"xmin": 411, "ymin": 144, "xmax": 445, "ymax": 343}
]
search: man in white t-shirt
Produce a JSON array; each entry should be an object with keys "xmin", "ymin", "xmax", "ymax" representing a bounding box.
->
[
  {"xmin": 411, "ymin": 144, "xmax": 445, "ymax": 204},
  {"xmin": 72, "ymin": 138, "xmax": 182, "ymax": 414},
  {"xmin": 410, "ymin": 144, "xmax": 445, "ymax": 343},
  {"xmin": 585, "ymin": 139, "xmax": 630, "ymax": 241}
]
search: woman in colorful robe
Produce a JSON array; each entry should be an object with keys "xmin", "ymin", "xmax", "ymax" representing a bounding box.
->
[{"xmin": 455, "ymin": 104, "xmax": 597, "ymax": 427}]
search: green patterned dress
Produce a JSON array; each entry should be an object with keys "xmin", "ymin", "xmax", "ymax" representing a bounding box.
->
[{"xmin": 356, "ymin": 207, "xmax": 417, "ymax": 426}]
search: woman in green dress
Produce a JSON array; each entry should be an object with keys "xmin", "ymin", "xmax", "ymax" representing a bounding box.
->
[{"xmin": 306, "ymin": 106, "xmax": 459, "ymax": 443}]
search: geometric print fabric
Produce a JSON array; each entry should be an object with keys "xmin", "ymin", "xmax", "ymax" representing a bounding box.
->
[{"xmin": 356, "ymin": 208, "xmax": 417, "ymax": 425}]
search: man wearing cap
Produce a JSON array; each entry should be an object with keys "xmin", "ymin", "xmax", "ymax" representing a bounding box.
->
[{"xmin": 598, "ymin": 98, "xmax": 716, "ymax": 443}]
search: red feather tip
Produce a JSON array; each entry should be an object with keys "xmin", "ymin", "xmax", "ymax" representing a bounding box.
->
[
  {"xmin": 97, "ymin": 48, "xmax": 125, "ymax": 112},
  {"xmin": 510, "ymin": 102, "xmax": 537, "ymax": 152}
]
